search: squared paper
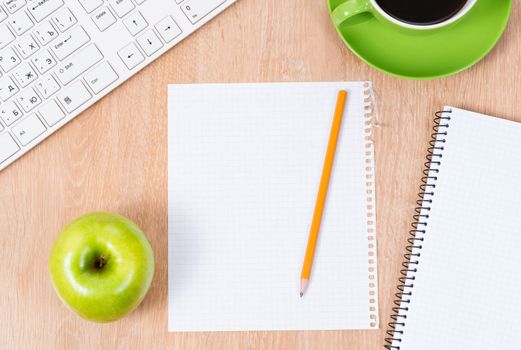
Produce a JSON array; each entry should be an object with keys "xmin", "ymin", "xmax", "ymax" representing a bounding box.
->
[
  {"xmin": 168, "ymin": 82, "xmax": 378, "ymax": 331},
  {"xmin": 394, "ymin": 107, "xmax": 521, "ymax": 349}
]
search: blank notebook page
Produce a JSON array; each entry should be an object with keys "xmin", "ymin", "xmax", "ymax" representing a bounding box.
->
[
  {"xmin": 394, "ymin": 107, "xmax": 521, "ymax": 349},
  {"xmin": 168, "ymin": 82, "xmax": 378, "ymax": 331}
]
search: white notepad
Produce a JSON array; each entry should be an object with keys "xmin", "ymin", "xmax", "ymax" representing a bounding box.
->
[
  {"xmin": 386, "ymin": 107, "xmax": 521, "ymax": 349},
  {"xmin": 168, "ymin": 82, "xmax": 378, "ymax": 331}
]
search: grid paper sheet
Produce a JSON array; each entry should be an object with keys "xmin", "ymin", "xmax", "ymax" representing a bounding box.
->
[
  {"xmin": 168, "ymin": 82, "xmax": 378, "ymax": 331},
  {"xmin": 396, "ymin": 107, "xmax": 521, "ymax": 349}
]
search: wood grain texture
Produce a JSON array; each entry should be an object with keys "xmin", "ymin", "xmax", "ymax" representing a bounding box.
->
[{"xmin": 1, "ymin": 1, "xmax": 520, "ymax": 349}]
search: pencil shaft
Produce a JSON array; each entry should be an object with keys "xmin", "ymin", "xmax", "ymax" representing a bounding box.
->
[{"xmin": 300, "ymin": 90, "xmax": 348, "ymax": 286}]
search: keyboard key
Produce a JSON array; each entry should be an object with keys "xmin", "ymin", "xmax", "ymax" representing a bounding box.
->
[
  {"xmin": 15, "ymin": 34, "xmax": 39, "ymax": 58},
  {"xmin": 0, "ymin": 46, "xmax": 20, "ymax": 71},
  {"xmin": 91, "ymin": 6, "xmax": 116, "ymax": 32},
  {"xmin": 0, "ymin": 100, "xmax": 22, "ymax": 125},
  {"xmin": 0, "ymin": 7, "xmax": 8, "ymax": 22},
  {"xmin": 0, "ymin": 132, "xmax": 20, "ymax": 164},
  {"xmin": 33, "ymin": 20, "xmax": 58, "ymax": 45},
  {"xmin": 56, "ymin": 80, "xmax": 90, "ymax": 112},
  {"xmin": 0, "ymin": 24, "xmax": 15, "ymax": 49},
  {"xmin": 0, "ymin": 76, "xmax": 18, "ymax": 100},
  {"xmin": 31, "ymin": 48, "xmax": 55, "ymax": 73},
  {"xmin": 52, "ymin": 7, "xmax": 76, "ymax": 32},
  {"xmin": 109, "ymin": 0, "xmax": 133, "ymax": 18},
  {"xmin": 17, "ymin": 87, "xmax": 41, "ymax": 111},
  {"xmin": 4, "ymin": 0, "xmax": 26, "ymax": 14},
  {"xmin": 34, "ymin": 74, "xmax": 59, "ymax": 98},
  {"xmin": 8, "ymin": 10, "xmax": 33, "ymax": 35},
  {"xmin": 181, "ymin": 0, "xmax": 225, "ymax": 24},
  {"xmin": 84, "ymin": 61, "xmax": 117, "ymax": 94},
  {"xmin": 55, "ymin": 44, "xmax": 102, "ymax": 85},
  {"xmin": 117, "ymin": 42, "xmax": 143, "ymax": 69},
  {"xmin": 11, "ymin": 113, "xmax": 45, "ymax": 145},
  {"xmin": 78, "ymin": 0, "xmax": 102, "ymax": 13},
  {"xmin": 27, "ymin": 0, "xmax": 63, "ymax": 22},
  {"xmin": 50, "ymin": 25, "xmax": 89, "ymax": 60},
  {"xmin": 38, "ymin": 99, "xmax": 63, "ymax": 125},
  {"xmin": 12, "ymin": 61, "xmax": 37, "ymax": 86},
  {"xmin": 123, "ymin": 11, "xmax": 147, "ymax": 36},
  {"xmin": 136, "ymin": 29, "xmax": 162, "ymax": 56},
  {"xmin": 155, "ymin": 16, "xmax": 181, "ymax": 43}
]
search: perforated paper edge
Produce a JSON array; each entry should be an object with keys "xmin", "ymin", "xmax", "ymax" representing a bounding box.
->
[{"xmin": 364, "ymin": 82, "xmax": 379, "ymax": 329}]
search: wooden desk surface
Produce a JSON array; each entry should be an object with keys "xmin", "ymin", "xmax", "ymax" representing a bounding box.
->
[{"xmin": 1, "ymin": 1, "xmax": 520, "ymax": 349}]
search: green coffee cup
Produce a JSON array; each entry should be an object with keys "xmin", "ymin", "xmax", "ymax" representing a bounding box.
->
[{"xmin": 331, "ymin": 0, "xmax": 477, "ymax": 32}]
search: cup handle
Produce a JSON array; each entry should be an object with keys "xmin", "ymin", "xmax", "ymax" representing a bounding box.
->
[{"xmin": 331, "ymin": 0, "xmax": 373, "ymax": 26}]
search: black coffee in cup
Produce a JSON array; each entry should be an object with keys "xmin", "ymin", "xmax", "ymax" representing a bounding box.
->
[{"xmin": 375, "ymin": 0, "xmax": 468, "ymax": 25}]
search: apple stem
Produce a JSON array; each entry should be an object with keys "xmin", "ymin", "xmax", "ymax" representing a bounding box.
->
[{"xmin": 94, "ymin": 255, "xmax": 106, "ymax": 270}]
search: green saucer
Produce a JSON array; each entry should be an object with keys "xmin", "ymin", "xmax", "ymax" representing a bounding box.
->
[{"xmin": 328, "ymin": 0, "xmax": 512, "ymax": 80}]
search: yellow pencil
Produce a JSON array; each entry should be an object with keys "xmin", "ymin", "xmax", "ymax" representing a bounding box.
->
[{"xmin": 300, "ymin": 90, "xmax": 347, "ymax": 297}]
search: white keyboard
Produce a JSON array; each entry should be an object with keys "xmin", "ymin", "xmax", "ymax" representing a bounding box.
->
[{"xmin": 0, "ymin": 0, "xmax": 235, "ymax": 171}]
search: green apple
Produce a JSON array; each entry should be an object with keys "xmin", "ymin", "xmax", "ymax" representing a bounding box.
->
[{"xmin": 49, "ymin": 212, "xmax": 154, "ymax": 322}]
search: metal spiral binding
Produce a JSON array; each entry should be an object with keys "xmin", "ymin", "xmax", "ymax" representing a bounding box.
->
[{"xmin": 384, "ymin": 110, "xmax": 453, "ymax": 349}]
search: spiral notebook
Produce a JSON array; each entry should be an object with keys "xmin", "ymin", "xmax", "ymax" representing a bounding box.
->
[
  {"xmin": 385, "ymin": 107, "xmax": 521, "ymax": 349},
  {"xmin": 168, "ymin": 82, "xmax": 378, "ymax": 331}
]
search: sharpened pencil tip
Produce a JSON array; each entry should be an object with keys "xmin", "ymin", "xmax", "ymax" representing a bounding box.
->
[{"xmin": 300, "ymin": 279, "xmax": 308, "ymax": 297}]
